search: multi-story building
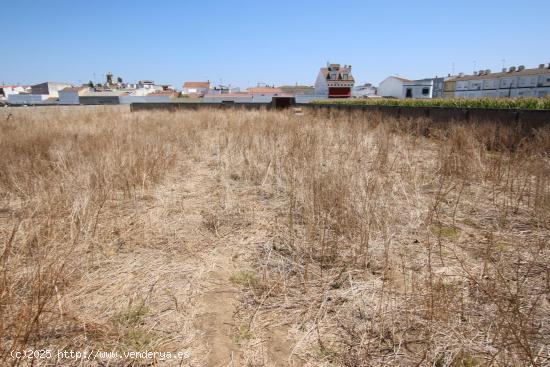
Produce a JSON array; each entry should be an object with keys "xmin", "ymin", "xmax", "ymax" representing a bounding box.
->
[
  {"xmin": 453, "ymin": 63, "xmax": 550, "ymax": 98},
  {"xmin": 443, "ymin": 78, "xmax": 457, "ymax": 99},
  {"xmin": 314, "ymin": 63, "xmax": 355, "ymax": 98}
]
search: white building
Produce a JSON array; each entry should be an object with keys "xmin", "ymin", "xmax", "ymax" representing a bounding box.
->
[
  {"xmin": 182, "ymin": 81, "xmax": 210, "ymax": 97},
  {"xmin": 352, "ymin": 83, "xmax": 377, "ymax": 98},
  {"xmin": 454, "ymin": 64, "xmax": 550, "ymax": 98},
  {"xmin": 59, "ymin": 87, "xmax": 89, "ymax": 104},
  {"xmin": 0, "ymin": 85, "xmax": 25, "ymax": 100},
  {"xmin": 378, "ymin": 76, "xmax": 410, "ymax": 98},
  {"xmin": 31, "ymin": 82, "xmax": 72, "ymax": 97},
  {"xmin": 8, "ymin": 94, "xmax": 50, "ymax": 104},
  {"xmin": 402, "ymin": 78, "xmax": 437, "ymax": 99},
  {"xmin": 137, "ymin": 80, "xmax": 163, "ymax": 91},
  {"xmin": 314, "ymin": 63, "xmax": 355, "ymax": 98}
]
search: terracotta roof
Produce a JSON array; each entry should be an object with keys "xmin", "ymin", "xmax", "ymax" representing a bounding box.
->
[
  {"xmin": 320, "ymin": 67, "xmax": 355, "ymax": 82},
  {"xmin": 455, "ymin": 66, "xmax": 550, "ymax": 81},
  {"xmin": 247, "ymin": 87, "xmax": 283, "ymax": 94},
  {"xmin": 183, "ymin": 81, "xmax": 210, "ymax": 88}
]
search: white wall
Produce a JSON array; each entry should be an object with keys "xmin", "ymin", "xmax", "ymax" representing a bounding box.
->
[
  {"xmin": 378, "ymin": 77, "xmax": 405, "ymax": 98},
  {"xmin": 59, "ymin": 91, "xmax": 80, "ymax": 104},
  {"xmin": 402, "ymin": 85, "xmax": 433, "ymax": 99},
  {"xmin": 8, "ymin": 94, "xmax": 50, "ymax": 104},
  {"xmin": 183, "ymin": 87, "xmax": 208, "ymax": 95},
  {"xmin": 314, "ymin": 72, "xmax": 328, "ymax": 96}
]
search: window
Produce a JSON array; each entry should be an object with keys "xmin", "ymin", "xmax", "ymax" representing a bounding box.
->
[
  {"xmin": 343, "ymin": 74, "xmax": 348, "ymax": 80},
  {"xmin": 422, "ymin": 88, "xmax": 430, "ymax": 96}
]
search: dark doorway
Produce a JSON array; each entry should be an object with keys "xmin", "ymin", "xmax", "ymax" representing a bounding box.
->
[{"xmin": 405, "ymin": 88, "xmax": 413, "ymax": 98}]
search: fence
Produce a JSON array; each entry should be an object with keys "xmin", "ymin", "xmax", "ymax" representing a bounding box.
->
[{"xmin": 129, "ymin": 102, "xmax": 550, "ymax": 128}]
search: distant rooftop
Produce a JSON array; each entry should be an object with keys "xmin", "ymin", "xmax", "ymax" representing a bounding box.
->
[
  {"xmin": 183, "ymin": 81, "xmax": 210, "ymax": 88},
  {"xmin": 454, "ymin": 63, "xmax": 550, "ymax": 81}
]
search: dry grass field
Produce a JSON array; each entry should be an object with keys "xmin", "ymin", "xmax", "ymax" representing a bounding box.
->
[{"xmin": 0, "ymin": 106, "xmax": 549, "ymax": 366}]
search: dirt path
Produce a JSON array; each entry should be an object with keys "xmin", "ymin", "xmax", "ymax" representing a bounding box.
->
[{"xmin": 185, "ymin": 158, "xmax": 300, "ymax": 367}]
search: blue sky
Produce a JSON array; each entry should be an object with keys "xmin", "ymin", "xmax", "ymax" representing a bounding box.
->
[{"xmin": 2, "ymin": 0, "xmax": 549, "ymax": 88}]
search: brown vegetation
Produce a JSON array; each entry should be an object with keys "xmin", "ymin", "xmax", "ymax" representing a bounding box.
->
[{"xmin": 0, "ymin": 106, "xmax": 549, "ymax": 366}]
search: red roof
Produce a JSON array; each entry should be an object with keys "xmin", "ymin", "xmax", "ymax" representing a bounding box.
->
[{"xmin": 183, "ymin": 81, "xmax": 210, "ymax": 88}]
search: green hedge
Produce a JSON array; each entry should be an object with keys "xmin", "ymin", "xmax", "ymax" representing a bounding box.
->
[{"xmin": 310, "ymin": 97, "xmax": 550, "ymax": 110}]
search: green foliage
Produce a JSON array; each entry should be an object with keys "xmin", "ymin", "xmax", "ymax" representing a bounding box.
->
[{"xmin": 310, "ymin": 97, "xmax": 550, "ymax": 110}]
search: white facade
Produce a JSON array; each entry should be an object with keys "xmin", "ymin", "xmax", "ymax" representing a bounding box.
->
[
  {"xmin": 59, "ymin": 88, "xmax": 88, "ymax": 104},
  {"xmin": 8, "ymin": 94, "xmax": 50, "ymax": 104},
  {"xmin": 378, "ymin": 76, "xmax": 409, "ymax": 98},
  {"xmin": 314, "ymin": 63, "xmax": 355, "ymax": 98},
  {"xmin": 182, "ymin": 82, "xmax": 210, "ymax": 96},
  {"xmin": 402, "ymin": 79, "xmax": 434, "ymax": 99},
  {"xmin": 0, "ymin": 86, "xmax": 25, "ymax": 100},
  {"xmin": 453, "ymin": 64, "xmax": 550, "ymax": 98},
  {"xmin": 314, "ymin": 72, "xmax": 329, "ymax": 97}
]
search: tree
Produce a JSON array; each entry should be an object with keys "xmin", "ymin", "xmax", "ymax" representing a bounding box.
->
[
  {"xmin": 88, "ymin": 81, "xmax": 94, "ymax": 88},
  {"xmin": 117, "ymin": 77, "xmax": 123, "ymax": 84}
]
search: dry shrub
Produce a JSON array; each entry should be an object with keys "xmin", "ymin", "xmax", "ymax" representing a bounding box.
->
[
  {"xmin": 212, "ymin": 109, "xmax": 550, "ymax": 366},
  {"xmin": 0, "ymin": 107, "xmax": 548, "ymax": 366}
]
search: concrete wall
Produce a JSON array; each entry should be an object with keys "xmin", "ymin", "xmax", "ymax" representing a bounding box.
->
[
  {"xmin": 79, "ymin": 96, "xmax": 120, "ymax": 105},
  {"xmin": 59, "ymin": 91, "xmax": 80, "ymax": 104},
  {"xmin": 8, "ymin": 94, "xmax": 50, "ymax": 104},
  {"xmin": 119, "ymin": 95, "xmax": 172, "ymax": 104}
]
